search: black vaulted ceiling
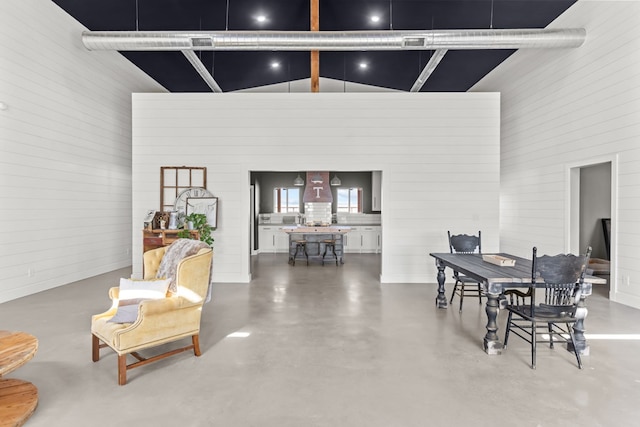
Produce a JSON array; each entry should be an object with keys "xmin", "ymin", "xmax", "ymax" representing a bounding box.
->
[{"xmin": 52, "ymin": 0, "xmax": 576, "ymax": 92}]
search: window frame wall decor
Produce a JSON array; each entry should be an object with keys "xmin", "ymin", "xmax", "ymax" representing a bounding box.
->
[{"xmin": 160, "ymin": 166, "xmax": 207, "ymax": 211}]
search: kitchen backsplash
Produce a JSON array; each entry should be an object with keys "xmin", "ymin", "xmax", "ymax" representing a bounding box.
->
[
  {"xmin": 258, "ymin": 213, "xmax": 300, "ymax": 224},
  {"xmin": 336, "ymin": 213, "xmax": 381, "ymax": 225},
  {"xmin": 304, "ymin": 202, "xmax": 332, "ymax": 225}
]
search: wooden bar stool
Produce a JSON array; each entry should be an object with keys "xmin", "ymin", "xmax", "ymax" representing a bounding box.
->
[
  {"xmin": 322, "ymin": 239, "xmax": 338, "ymax": 266},
  {"xmin": 292, "ymin": 240, "xmax": 308, "ymax": 266}
]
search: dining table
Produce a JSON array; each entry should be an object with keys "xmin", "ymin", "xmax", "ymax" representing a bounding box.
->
[{"xmin": 429, "ymin": 252, "xmax": 606, "ymax": 356}]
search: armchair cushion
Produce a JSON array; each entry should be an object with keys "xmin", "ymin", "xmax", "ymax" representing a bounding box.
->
[{"xmin": 108, "ymin": 278, "xmax": 171, "ymax": 324}]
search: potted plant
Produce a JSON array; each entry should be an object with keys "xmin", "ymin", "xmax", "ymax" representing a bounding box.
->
[{"xmin": 177, "ymin": 213, "xmax": 214, "ymax": 246}]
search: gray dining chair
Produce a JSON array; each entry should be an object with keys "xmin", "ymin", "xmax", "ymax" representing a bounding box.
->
[
  {"xmin": 503, "ymin": 246, "xmax": 592, "ymax": 369},
  {"xmin": 447, "ymin": 231, "xmax": 483, "ymax": 312}
]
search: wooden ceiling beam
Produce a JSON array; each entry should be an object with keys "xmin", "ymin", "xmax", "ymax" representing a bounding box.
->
[{"xmin": 310, "ymin": 0, "xmax": 319, "ymax": 93}]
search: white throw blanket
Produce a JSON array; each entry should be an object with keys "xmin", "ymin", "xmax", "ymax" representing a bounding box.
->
[{"xmin": 155, "ymin": 238, "xmax": 212, "ymax": 302}]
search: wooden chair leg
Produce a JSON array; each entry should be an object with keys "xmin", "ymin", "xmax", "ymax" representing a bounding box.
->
[
  {"xmin": 458, "ymin": 282, "xmax": 464, "ymax": 312},
  {"xmin": 118, "ymin": 354, "xmax": 127, "ymax": 385},
  {"xmin": 192, "ymin": 335, "xmax": 201, "ymax": 357},
  {"xmin": 568, "ymin": 324, "xmax": 583, "ymax": 369},
  {"xmin": 531, "ymin": 321, "xmax": 537, "ymax": 370},
  {"xmin": 449, "ymin": 281, "xmax": 459, "ymax": 304},
  {"xmin": 504, "ymin": 311, "xmax": 513, "ymax": 348},
  {"xmin": 92, "ymin": 334, "xmax": 100, "ymax": 362}
]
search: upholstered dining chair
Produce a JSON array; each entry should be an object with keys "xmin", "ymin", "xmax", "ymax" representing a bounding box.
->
[
  {"xmin": 503, "ymin": 246, "xmax": 592, "ymax": 369},
  {"xmin": 91, "ymin": 240, "xmax": 213, "ymax": 385},
  {"xmin": 448, "ymin": 231, "xmax": 483, "ymax": 312}
]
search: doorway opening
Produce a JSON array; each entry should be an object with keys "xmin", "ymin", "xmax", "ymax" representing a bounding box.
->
[
  {"xmin": 568, "ymin": 156, "xmax": 617, "ymax": 300},
  {"xmin": 249, "ymin": 170, "xmax": 383, "ymax": 278}
]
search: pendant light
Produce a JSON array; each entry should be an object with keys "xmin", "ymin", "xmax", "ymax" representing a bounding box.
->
[
  {"xmin": 330, "ymin": 175, "xmax": 341, "ymax": 186},
  {"xmin": 293, "ymin": 174, "xmax": 305, "ymax": 186}
]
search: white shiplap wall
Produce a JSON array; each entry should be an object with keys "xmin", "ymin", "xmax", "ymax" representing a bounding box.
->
[
  {"xmin": 471, "ymin": 0, "xmax": 640, "ymax": 308},
  {"xmin": 0, "ymin": 0, "xmax": 166, "ymax": 303},
  {"xmin": 132, "ymin": 93, "xmax": 500, "ymax": 283}
]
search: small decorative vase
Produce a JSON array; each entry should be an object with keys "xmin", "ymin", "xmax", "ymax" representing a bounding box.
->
[{"xmin": 168, "ymin": 211, "xmax": 179, "ymax": 230}]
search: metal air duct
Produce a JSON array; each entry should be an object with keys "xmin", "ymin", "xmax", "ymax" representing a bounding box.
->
[{"xmin": 82, "ymin": 28, "xmax": 585, "ymax": 51}]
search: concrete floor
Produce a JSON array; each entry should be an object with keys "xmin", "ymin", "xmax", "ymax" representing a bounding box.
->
[{"xmin": 1, "ymin": 253, "xmax": 640, "ymax": 427}]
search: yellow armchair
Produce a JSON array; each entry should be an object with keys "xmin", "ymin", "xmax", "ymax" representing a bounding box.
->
[{"xmin": 91, "ymin": 245, "xmax": 213, "ymax": 385}]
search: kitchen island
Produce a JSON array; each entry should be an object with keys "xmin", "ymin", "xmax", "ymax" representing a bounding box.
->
[{"xmin": 283, "ymin": 226, "xmax": 350, "ymax": 265}]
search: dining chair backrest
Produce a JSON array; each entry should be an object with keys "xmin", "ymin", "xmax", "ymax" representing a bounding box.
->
[
  {"xmin": 531, "ymin": 246, "xmax": 592, "ymax": 309},
  {"xmin": 448, "ymin": 231, "xmax": 481, "ymax": 254}
]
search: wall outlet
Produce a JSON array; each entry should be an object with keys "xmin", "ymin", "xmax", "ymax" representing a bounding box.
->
[
  {"xmin": 622, "ymin": 275, "xmax": 630, "ymax": 286},
  {"xmin": 126, "ymin": 247, "xmax": 131, "ymax": 255},
  {"xmin": 27, "ymin": 268, "xmax": 35, "ymax": 277}
]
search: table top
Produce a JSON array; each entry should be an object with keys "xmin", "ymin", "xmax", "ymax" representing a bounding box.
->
[
  {"xmin": 0, "ymin": 331, "xmax": 38, "ymax": 377},
  {"xmin": 430, "ymin": 252, "xmax": 606, "ymax": 289},
  {"xmin": 431, "ymin": 252, "xmax": 531, "ymax": 282}
]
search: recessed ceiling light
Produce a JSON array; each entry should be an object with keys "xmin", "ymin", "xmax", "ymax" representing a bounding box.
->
[
  {"xmin": 359, "ymin": 62, "xmax": 368, "ymax": 69},
  {"xmin": 271, "ymin": 61, "xmax": 281, "ymax": 69},
  {"xmin": 255, "ymin": 15, "xmax": 267, "ymax": 23},
  {"xmin": 370, "ymin": 15, "xmax": 380, "ymax": 23}
]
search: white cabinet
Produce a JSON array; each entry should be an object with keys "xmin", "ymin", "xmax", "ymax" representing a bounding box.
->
[
  {"xmin": 344, "ymin": 227, "xmax": 360, "ymax": 253},
  {"xmin": 345, "ymin": 226, "xmax": 381, "ymax": 253},
  {"xmin": 258, "ymin": 226, "xmax": 276, "ymax": 252},
  {"xmin": 361, "ymin": 226, "xmax": 381, "ymax": 253},
  {"xmin": 372, "ymin": 171, "xmax": 382, "ymax": 212},
  {"xmin": 259, "ymin": 226, "xmax": 289, "ymax": 253},
  {"xmin": 275, "ymin": 230, "xmax": 289, "ymax": 252}
]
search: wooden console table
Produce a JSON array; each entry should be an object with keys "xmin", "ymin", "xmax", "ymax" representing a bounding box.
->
[
  {"xmin": 143, "ymin": 229, "xmax": 200, "ymax": 252},
  {"xmin": 0, "ymin": 330, "xmax": 38, "ymax": 427}
]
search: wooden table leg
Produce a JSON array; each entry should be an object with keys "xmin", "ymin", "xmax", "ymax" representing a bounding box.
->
[
  {"xmin": 435, "ymin": 260, "xmax": 448, "ymax": 309},
  {"xmin": 483, "ymin": 292, "xmax": 503, "ymax": 355},
  {"xmin": 569, "ymin": 282, "xmax": 591, "ymax": 356}
]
